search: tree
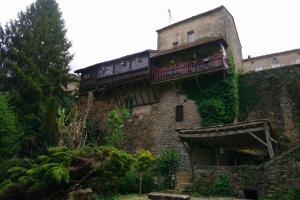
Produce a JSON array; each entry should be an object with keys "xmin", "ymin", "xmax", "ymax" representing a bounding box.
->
[
  {"xmin": 134, "ymin": 150, "xmax": 155, "ymax": 195},
  {"xmin": 0, "ymin": 0, "xmax": 73, "ymax": 154},
  {"xmin": 0, "ymin": 94, "xmax": 22, "ymax": 159}
]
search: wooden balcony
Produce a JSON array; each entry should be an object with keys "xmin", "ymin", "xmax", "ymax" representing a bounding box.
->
[
  {"xmin": 79, "ymin": 68, "xmax": 149, "ymax": 93},
  {"xmin": 151, "ymin": 53, "xmax": 228, "ymax": 84}
]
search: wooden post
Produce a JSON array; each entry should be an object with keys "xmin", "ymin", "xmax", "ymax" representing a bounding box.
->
[
  {"xmin": 139, "ymin": 175, "xmax": 143, "ymax": 196},
  {"xmin": 190, "ymin": 144, "xmax": 194, "ymax": 181},
  {"xmin": 264, "ymin": 124, "xmax": 274, "ymax": 159},
  {"xmin": 215, "ymin": 148, "xmax": 220, "ymax": 166}
]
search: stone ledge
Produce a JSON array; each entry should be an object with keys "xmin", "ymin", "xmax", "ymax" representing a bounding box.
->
[{"xmin": 148, "ymin": 192, "xmax": 190, "ymax": 200}]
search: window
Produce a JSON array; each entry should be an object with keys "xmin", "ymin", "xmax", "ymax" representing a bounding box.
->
[
  {"xmin": 271, "ymin": 57, "xmax": 280, "ymax": 68},
  {"xmin": 255, "ymin": 67, "xmax": 263, "ymax": 72},
  {"xmin": 296, "ymin": 59, "xmax": 300, "ymax": 64},
  {"xmin": 173, "ymin": 41, "xmax": 178, "ymax": 47},
  {"xmin": 187, "ymin": 30, "xmax": 194, "ymax": 43},
  {"xmin": 176, "ymin": 105, "xmax": 183, "ymax": 122}
]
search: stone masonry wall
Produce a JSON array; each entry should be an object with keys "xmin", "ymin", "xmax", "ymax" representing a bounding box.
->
[
  {"xmin": 123, "ymin": 85, "xmax": 202, "ymax": 170},
  {"xmin": 239, "ymin": 65, "xmax": 300, "ymax": 144},
  {"xmin": 194, "ymin": 145, "xmax": 300, "ymax": 198},
  {"xmin": 157, "ymin": 9, "xmax": 225, "ymax": 51}
]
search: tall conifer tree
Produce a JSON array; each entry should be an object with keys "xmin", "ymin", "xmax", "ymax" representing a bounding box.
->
[{"xmin": 0, "ymin": 0, "xmax": 73, "ymax": 154}]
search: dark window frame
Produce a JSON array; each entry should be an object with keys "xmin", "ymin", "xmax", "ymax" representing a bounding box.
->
[{"xmin": 176, "ymin": 105, "xmax": 184, "ymax": 122}]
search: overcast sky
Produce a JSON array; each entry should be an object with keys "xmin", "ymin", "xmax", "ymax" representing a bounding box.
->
[{"xmin": 1, "ymin": 0, "xmax": 300, "ymax": 72}]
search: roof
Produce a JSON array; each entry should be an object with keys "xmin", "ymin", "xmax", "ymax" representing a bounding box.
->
[
  {"xmin": 68, "ymin": 73, "xmax": 80, "ymax": 82},
  {"xmin": 156, "ymin": 6, "xmax": 225, "ymax": 33},
  {"xmin": 178, "ymin": 119, "xmax": 277, "ymax": 149},
  {"xmin": 243, "ymin": 48, "xmax": 300, "ymax": 62},
  {"xmin": 152, "ymin": 37, "xmax": 227, "ymax": 58},
  {"xmin": 74, "ymin": 49, "xmax": 156, "ymax": 73}
]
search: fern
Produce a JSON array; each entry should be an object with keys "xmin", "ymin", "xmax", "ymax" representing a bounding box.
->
[{"xmin": 48, "ymin": 165, "xmax": 69, "ymax": 184}]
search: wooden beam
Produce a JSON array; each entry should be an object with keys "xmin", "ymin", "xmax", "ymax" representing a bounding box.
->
[
  {"xmin": 143, "ymin": 80, "xmax": 152, "ymax": 104},
  {"xmin": 248, "ymin": 132, "xmax": 268, "ymax": 147},
  {"xmin": 114, "ymin": 86, "xmax": 123, "ymax": 106},
  {"xmin": 179, "ymin": 127, "xmax": 265, "ymax": 138},
  {"xmin": 135, "ymin": 80, "xmax": 145, "ymax": 105},
  {"xmin": 264, "ymin": 123, "xmax": 274, "ymax": 159},
  {"xmin": 151, "ymin": 85, "xmax": 159, "ymax": 101},
  {"xmin": 129, "ymin": 82, "xmax": 139, "ymax": 106}
]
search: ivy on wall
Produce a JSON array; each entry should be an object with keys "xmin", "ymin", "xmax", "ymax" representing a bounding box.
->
[{"xmin": 182, "ymin": 49, "xmax": 239, "ymax": 126}]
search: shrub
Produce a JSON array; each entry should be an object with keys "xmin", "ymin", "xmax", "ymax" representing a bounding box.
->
[
  {"xmin": 262, "ymin": 187, "xmax": 300, "ymax": 200},
  {"xmin": 211, "ymin": 172, "xmax": 233, "ymax": 196},
  {"xmin": 134, "ymin": 149, "xmax": 155, "ymax": 173},
  {"xmin": 155, "ymin": 149, "xmax": 180, "ymax": 187},
  {"xmin": 105, "ymin": 107, "xmax": 129, "ymax": 147},
  {"xmin": 118, "ymin": 171, "xmax": 139, "ymax": 194},
  {"xmin": 194, "ymin": 176, "xmax": 211, "ymax": 197}
]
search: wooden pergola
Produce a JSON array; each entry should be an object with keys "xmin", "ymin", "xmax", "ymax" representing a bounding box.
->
[
  {"xmin": 178, "ymin": 119, "xmax": 277, "ymax": 159},
  {"xmin": 177, "ymin": 120, "xmax": 278, "ymax": 173}
]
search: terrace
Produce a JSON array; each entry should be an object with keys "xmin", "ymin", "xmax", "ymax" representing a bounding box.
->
[
  {"xmin": 150, "ymin": 38, "xmax": 229, "ymax": 84},
  {"xmin": 151, "ymin": 53, "xmax": 228, "ymax": 84}
]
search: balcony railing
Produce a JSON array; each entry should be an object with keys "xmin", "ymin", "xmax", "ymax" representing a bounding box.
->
[{"xmin": 151, "ymin": 53, "xmax": 228, "ymax": 83}]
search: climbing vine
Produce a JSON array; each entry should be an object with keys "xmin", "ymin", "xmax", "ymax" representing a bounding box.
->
[{"xmin": 182, "ymin": 49, "xmax": 239, "ymax": 126}]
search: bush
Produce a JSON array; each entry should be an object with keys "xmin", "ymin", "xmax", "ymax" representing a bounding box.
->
[
  {"xmin": 262, "ymin": 187, "xmax": 300, "ymax": 200},
  {"xmin": 118, "ymin": 170, "xmax": 155, "ymax": 194},
  {"xmin": 0, "ymin": 146, "xmax": 135, "ymax": 199},
  {"xmin": 118, "ymin": 171, "xmax": 139, "ymax": 194},
  {"xmin": 194, "ymin": 176, "xmax": 211, "ymax": 197},
  {"xmin": 155, "ymin": 149, "xmax": 180, "ymax": 187},
  {"xmin": 211, "ymin": 172, "xmax": 233, "ymax": 196}
]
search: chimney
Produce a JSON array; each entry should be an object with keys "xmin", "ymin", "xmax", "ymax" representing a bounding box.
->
[{"xmin": 248, "ymin": 55, "xmax": 251, "ymax": 59}]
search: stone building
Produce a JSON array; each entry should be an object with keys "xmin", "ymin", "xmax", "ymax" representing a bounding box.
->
[
  {"xmin": 75, "ymin": 6, "xmax": 244, "ymax": 171},
  {"xmin": 243, "ymin": 48, "xmax": 300, "ymax": 73}
]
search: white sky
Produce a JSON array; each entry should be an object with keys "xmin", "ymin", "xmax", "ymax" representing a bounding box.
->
[{"xmin": 1, "ymin": 0, "xmax": 300, "ymax": 72}]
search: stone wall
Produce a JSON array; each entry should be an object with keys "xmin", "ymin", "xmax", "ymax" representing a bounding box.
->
[
  {"xmin": 157, "ymin": 8, "xmax": 225, "ymax": 51},
  {"xmin": 223, "ymin": 9, "xmax": 242, "ymax": 70},
  {"xmin": 156, "ymin": 6, "xmax": 242, "ymax": 70},
  {"xmin": 123, "ymin": 84, "xmax": 202, "ymax": 170},
  {"xmin": 239, "ymin": 65, "xmax": 300, "ymax": 144},
  {"xmin": 194, "ymin": 145, "xmax": 300, "ymax": 198}
]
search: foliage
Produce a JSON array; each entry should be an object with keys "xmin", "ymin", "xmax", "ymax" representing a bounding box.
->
[
  {"xmin": 0, "ymin": 147, "xmax": 71, "ymax": 199},
  {"xmin": 154, "ymin": 149, "xmax": 180, "ymax": 187},
  {"xmin": 118, "ymin": 171, "xmax": 155, "ymax": 194},
  {"xmin": 262, "ymin": 187, "xmax": 300, "ymax": 200},
  {"xmin": 0, "ymin": 0, "xmax": 73, "ymax": 155},
  {"xmin": 85, "ymin": 101, "xmax": 114, "ymax": 146},
  {"xmin": 182, "ymin": 49, "xmax": 239, "ymax": 126},
  {"xmin": 0, "ymin": 146, "xmax": 136, "ymax": 199},
  {"xmin": 0, "ymin": 94, "xmax": 22, "ymax": 159},
  {"xmin": 105, "ymin": 107, "xmax": 129, "ymax": 147},
  {"xmin": 193, "ymin": 176, "xmax": 211, "ymax": 197},
  {"xmin": 134, "ymin": 150, "xmax": 155, "ymax": 173},
  {"xmin": 57, "ymin": 92, "xmax": 94, "ymax": 149},
  {"xmin": 211, "ymin": 172, "xmax": 234, "ymax": 196}
]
